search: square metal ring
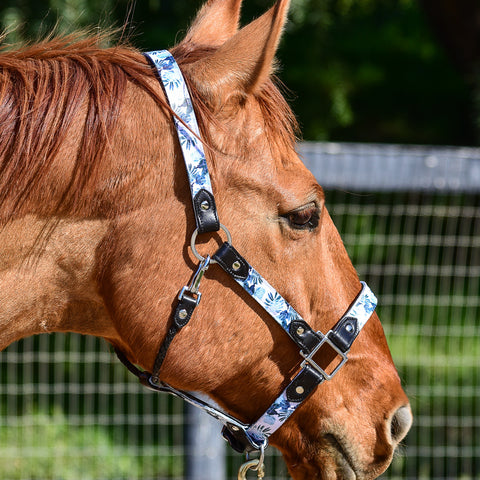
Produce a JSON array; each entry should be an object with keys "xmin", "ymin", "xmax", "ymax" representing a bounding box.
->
[{"xmin": 300, "ymin": 331, "xmax": 348, "ymax": 381}]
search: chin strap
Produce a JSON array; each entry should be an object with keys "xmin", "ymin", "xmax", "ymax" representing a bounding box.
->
[{"xmin": 113, "ymin": 50, "xmax": 378, "ymax": 454}]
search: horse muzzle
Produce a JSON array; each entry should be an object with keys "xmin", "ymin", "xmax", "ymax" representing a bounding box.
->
[{"xmin": 284, "ymin": 404, "xmax": 413, "ymax": 480}]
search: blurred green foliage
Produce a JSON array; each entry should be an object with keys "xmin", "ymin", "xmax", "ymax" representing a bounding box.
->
[
  {"xmin": 0, "ymin": 0, "xmax": 476, "ymax": 146},
  {"xmin": 0, "ymin": 408, "xmax": 176, "ymax": 479}
]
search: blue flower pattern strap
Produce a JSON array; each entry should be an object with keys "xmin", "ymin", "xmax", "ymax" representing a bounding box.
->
[
  {"xmin": 241, "ymin": 265, "xmax": 303, "ymax": 333},
  {"xmin": 244, "ymin": 282, "xmax": 377, "ymax": 444},
  {"xmin": 246, "ymin": 381, "xmax": 304, "ymax": 444},
  {"xmin": 145, "ymin": 50, "xmax": 220, "ymax": 233}
]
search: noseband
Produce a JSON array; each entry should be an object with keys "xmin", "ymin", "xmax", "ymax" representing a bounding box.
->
[{"xmin": 115, "ymin": 50, "xmax": 377, "ymax": 455}]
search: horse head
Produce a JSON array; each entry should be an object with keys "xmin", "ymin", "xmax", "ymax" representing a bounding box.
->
[{"xmin": 0, "ymin": 0, "xmax": 411, "ymax": 478}]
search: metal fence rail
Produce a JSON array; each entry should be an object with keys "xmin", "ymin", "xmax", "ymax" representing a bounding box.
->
[
  {"xmin": 0, "ymin": 142, "xmax": 479, "ymax": 480},
  {"xmin": 298, "ymin": 142, "xmax": 480, "ymax": 192}
]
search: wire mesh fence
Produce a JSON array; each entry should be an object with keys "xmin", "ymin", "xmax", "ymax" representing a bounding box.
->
[
  {"xmin": 330, "ymin": 191, "xmax": 480, "ymax": 480},
  {"xmin": 0, "ymin": 143, "xmax": 479, "ymax": 479}
]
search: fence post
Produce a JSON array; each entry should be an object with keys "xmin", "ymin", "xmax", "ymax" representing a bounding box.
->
[{"xmin": 185, "ymin": 402, "xmax": 226, "ymax": 480}]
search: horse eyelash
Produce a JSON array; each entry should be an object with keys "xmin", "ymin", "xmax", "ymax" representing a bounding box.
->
[{"xmin": 282, "ymin": 204, "xmax": 320, "ymax": 231}]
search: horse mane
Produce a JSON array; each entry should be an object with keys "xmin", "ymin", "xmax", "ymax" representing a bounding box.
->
[
  {"xmin": 0, "ymin": 32, "xmax": 298, "ymax": 222},
  {"xmin": 0, "ymin": 32, "xmax": 158, "ymax": 220}
]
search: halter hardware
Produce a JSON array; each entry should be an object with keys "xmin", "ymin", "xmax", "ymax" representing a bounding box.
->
[
  {"xmin": 190, "ymin": 224, "xmax": 232, "ymax": 263},
  {"xmin": 238, "ymin": 459, "xmax": 265, "ymax": 480},
  {"xmin": 115, "ymin": 49, "xmax": 378, "ymax": 460},
  {"xmin": 178, "ymin": 255, "xmax": 211, "ymax": 306},
  {"xmin": 300, "ymin": 331, "xmax": 348, "ymax": 381}
]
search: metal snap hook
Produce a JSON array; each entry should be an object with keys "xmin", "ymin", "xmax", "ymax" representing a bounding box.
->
[
  {"xmin": 190, "ymin": 223, "xmax": 232, "ymax": 263},
  {"xmin": 238, "ymin": 459, "xmax": 265, "ymax": 480},
  {"xmin": 246, "ymin": 442, "xmax": 266, "ymax": 472}
]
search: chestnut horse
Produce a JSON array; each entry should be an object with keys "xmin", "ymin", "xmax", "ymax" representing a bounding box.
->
[{"xmin": 0, "ymin": 0, "xmax": 412, "ymax": 478}]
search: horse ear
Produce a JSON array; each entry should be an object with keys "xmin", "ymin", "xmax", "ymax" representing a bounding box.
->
[
  {"xmin": 181, "ymin": 0, "xmax": 243, "ymax": 47},
  {"xmin": 190, "ymin": 0, "xmax": 290, "ymax": 97}
]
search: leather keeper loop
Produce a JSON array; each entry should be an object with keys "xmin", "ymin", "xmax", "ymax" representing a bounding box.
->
[
  {"xmin": 213, "ymin": 242, "xmax": 249, "ymax": 280},
  {"xmin": 222, "ymin": 425, "xmax": 260, "ymax": 454},
  {"xmin": 328, "ymin": 316, "xmax": 359, "ymax": 353},
  {"xmin": 286, "ymin": 364, "xmax": 325, "ymax": 402},
  {"xmin": 289, "ymin": 320, "xmax": 323, "ymax": 353},
  {"xmin": 193, "ymin": 188, "xmax": 220, "ymax": 234},
  {"xmin": 173, "ymin": 293, "xmax": 198, "ymax": 328}
]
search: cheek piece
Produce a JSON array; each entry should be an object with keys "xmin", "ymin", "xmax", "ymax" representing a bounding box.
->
[{"xmin": 114, "ymin": 50, "xmax": 378, "ymax": 455}]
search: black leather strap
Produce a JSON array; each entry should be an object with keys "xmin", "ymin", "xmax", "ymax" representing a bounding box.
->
[
  {"xmin": 222, "ymin": 424, "xmax": 263, "ymax": 453},
  {"xmin": 285, "ymin": 364, "xmax": 325, "ymax": 402},
  {"xmin": 151, "ymin": 292, "xmax": 199, "ymax": 383},
  {"xmin": 289, "ymin": 319, "xmax": 323, "ymax": 354},
  {"xmin": 328, "ymin": 316, "xmax": 359, "ymax": 353},
  {"xmin": 193, "ymin": 189, "xmax": 220, "ymax": 234},
  {"xmin": 212, "ymin": 242, "xmax": 249, "ymax": 280}
]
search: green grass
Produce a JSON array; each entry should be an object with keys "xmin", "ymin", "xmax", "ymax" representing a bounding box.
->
[{"xmin": 0, "ymin": 408, "xmax": 179, "ymax": 480}]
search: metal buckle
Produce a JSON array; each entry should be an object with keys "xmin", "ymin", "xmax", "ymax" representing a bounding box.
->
[{"xmin": 300, "ymin": 331, "xmax": 348, "ymax": 381}]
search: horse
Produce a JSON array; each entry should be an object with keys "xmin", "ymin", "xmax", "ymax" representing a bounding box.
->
[{"xmin": 0, "ymin": 0, "xmax": 412, "ymax": 478}]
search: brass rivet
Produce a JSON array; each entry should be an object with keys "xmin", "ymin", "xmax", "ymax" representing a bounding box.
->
[
  {"xmin": 296, "ymin": 386, "xmax": 305, "ymax": 395},
  {"xmin": 296, "ymin": 327, "xmax": 305, "ymax": 335},
  {"xmin": 232, "ymin": 261, "xmax": 241, "ymax": 271},
  {"xmin": 345, "ymin": 323, "xmax": 354, "ymax": 333},
  {"xmin": 231, "ymin": 425, "xmax": 240, "ymax": 432},
  {"xmin": 178, "ymin": 309, "xmax": 188, "ymax": 320},
  {"xmin": 200, "ymin": 201, "xmax": 210, "ymax": 211}
]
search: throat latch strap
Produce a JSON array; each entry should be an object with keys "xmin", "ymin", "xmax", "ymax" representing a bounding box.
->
[{"xmin": 151, "ymin": 255, "xmax": 211, "ymax": 382}]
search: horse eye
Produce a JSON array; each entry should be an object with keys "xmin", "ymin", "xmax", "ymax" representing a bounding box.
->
[{"xmin": 284, "ymin": 204, "xmax": 319, "ymax": 230}]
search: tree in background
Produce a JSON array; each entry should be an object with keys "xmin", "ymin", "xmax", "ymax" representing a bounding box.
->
[
  {"xmin": 0, "ymin": 0, "xmax": 113, "ymax": 41},
  {"xmin": 420, "ymin": 0, "xmax": 480, "ymax": 143},
  {"xmin": 0, "ymin": 0, "xmax": 476, "ymax": 146}
]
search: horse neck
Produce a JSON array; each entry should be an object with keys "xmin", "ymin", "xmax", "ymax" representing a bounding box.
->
[
  {"xmin": 0, "ymin": 216, "xmax": 113, "ymax": 349},
  {"xmin": 0, "ymin": 54, "xmax": 177, "ymax": 351}
]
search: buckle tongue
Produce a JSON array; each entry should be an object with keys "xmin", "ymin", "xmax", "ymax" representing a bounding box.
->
[{"xmin": 300, "ymin": 331, "xmax": 348, "ymax": 381}]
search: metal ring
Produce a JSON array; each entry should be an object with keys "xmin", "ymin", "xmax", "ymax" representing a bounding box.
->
[
  {"xmin": 246, "ymin": 442, "xmax": 266, "ymax": 471},
  {"xmin": 190, "ymin": 223, "xmax": 232, "ymax": 263}
]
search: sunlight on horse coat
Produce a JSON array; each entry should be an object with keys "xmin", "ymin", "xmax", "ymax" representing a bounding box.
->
[{"xmin": 0, "ymin": 0, "xmax": 412, "ymax": 478}]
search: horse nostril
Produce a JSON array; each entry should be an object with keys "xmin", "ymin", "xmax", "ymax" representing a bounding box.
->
[{"xmin": 390, "ymin": 405, "xmax": 413, "ymax": 444}]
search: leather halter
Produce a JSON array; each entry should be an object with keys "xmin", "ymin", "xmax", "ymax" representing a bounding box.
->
[{"xmin": 115, "ymin": 50, "xmax": 378, "ymax": 454}]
